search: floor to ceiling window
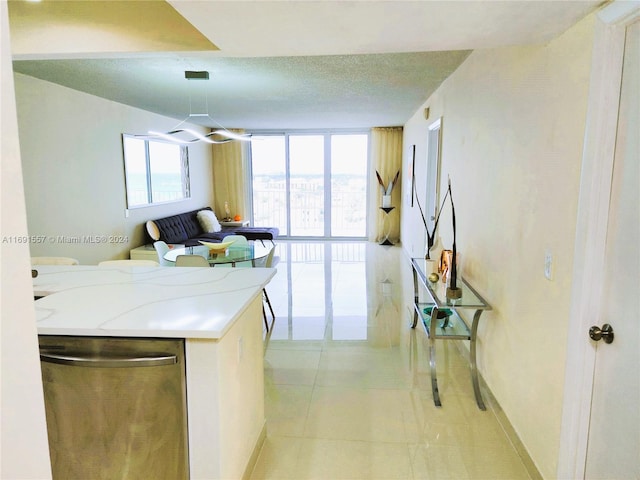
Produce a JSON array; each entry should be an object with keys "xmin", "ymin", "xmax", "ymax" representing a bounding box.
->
[{"xmin": 250, "ymin": 132, "xmax": 369, "ymax": 239}]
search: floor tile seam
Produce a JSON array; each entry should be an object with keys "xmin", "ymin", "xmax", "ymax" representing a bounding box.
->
[
  {"xmin": 259, "ymin": 433, "xmax": 306, "ymax": 479},
  {"xmin": 286, "ymin": 432, "xmax": 418, "ymax": 448},
  {"xmin": 407, "ymin": 445, "xmax": 474, "ymax": 480},
  {"xmin": 311, "ymin": 382, "xmax": 416, "ymax": 391},
  {"xmin": 455, "ymin": 436, "xmax": 535, "ymax": 469},
  {"xmin": 304, "ymin": 379, "xmax": 423, "ymax": 446},
  {"xmin": 265, "ymin": 345, "xmax": 324, "ymax": 352},
  {"xmin": 302, "ymin": 371, "xmax": 321, "ymax": 435},
  {"xmin": 413, "ymin": 432, "xmax": 510, "ymax": 449},
  {"xmin": 310, "ymin": 380, "xmax": 416, "ymax": 391}
]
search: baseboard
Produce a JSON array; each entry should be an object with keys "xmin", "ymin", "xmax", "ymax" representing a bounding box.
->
[
  {"xmin": 452, "ymin": 341, "xmax": 543, "ymax": 480},
  {"xmin": 242, "ymin": 423, "xmax": 267, "ymax": 480}
]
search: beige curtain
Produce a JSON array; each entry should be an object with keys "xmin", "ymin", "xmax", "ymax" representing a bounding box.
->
[
  {"xmin": 211, "ymin": 130, "xmax": 250, "ymax": 221},
  {"xmin": 368, "ymin": 127, "xmax": 403, "ymax": 242}
]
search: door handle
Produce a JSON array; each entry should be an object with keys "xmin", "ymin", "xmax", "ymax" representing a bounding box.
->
[
  {"xmin": 40, "ymin": 351, "xmax": 177, "ymax": 368},
  {"xmin": 589, "ymin": 324, "xmax": 614, "ymax": 344}
]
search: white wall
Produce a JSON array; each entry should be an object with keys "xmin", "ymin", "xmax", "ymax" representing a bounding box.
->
[
  {"xmin": 1, "ymin": 2, "xmax": 52, "ymax": 477},
  {"xmin": 14, "ymin": 74, "xmax": 215, "ymax": 265},
  {"xmin": 400, "ymin": 14, "xmax": 596, "ymax": 479}
]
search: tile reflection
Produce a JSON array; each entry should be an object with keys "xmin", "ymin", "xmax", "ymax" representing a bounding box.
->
[
  {"xmin": 254, "ymin": 241, "xmax": 533, "ymax": 480},
  {"xmin": 267, "ymin": 241, "xmax": 402, "ymax": 343}
]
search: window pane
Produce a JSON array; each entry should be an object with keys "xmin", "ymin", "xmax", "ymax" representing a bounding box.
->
[
  {"xmin": 251, "ymin": 136, "xmax": 287, "ymax": 235},
  {"xmin": 248, "ymin": 131, "xmax": 369, "ymax": 239},
  {"xmin": 122, "ymin": 135, "xmax": 190, "ymax": 208},
  {"xmin": 290, "ymin": 135, "xmax": 324, "ymax": 237},
  {"xmin": 123, "ymin": 136, "xmax": 149, "ymax": 207},
  {"xmin": 148, "ymin": 141, "xmax": 185, "ymax": 203},
  {"xmin": 331, "ymin": 134, "xmax": 368, "ymax": 237}
]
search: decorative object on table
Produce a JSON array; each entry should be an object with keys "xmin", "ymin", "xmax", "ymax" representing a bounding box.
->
[
  {"xmin": 223, "ymin": 201, "xmax": 232, "ymax": 222},
  {"xmin": 428, "ymin": 272, "xmax": 439, "ymax": 283},
  {"xmin": 198, "ymin": 239, "xmax": 236, "ymax": 254},
  {"xmin": 413, "ymin": 170, "xmax": 450, "ymax": 260},
  {"xmin": 425, "ymin": 236, "xmax": 443, "ymax": 275},
  {"xmin": 423, "ymin": 305, "xmax": 452, "ymax": 319},
  {"xmin": 378, "ymin": 206, "xmax": 396, "ymax": 246},
  {"xmin": 439, "ymin": 249, "xmax": 453, "ymax": 283},
  {"xmin": 445, "ymin": 178, "xmax": 462, "ymax": 300},
  {"xmin": 375, "ymin": 169, "xmax": 399, "ymax": 208}
]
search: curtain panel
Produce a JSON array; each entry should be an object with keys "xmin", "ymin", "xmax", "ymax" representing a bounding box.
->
[
  {"xmin": 368, "ymin": 127, "xmax": 403, "ymax": 243},
  {"xmin": 211, "ymin": 130, "xmax": 250, "ymax": 221}
]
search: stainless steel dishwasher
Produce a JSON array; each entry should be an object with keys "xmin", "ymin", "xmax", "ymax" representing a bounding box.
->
[{"xmin": 38, "ymin": 336, "xmax": 189, "ymax": 480}]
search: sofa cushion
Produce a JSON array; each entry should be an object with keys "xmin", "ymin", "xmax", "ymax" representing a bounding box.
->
[
  {"xmin": 154, "ymin": 215, "xmax": 189, "ymax": 243},
  {"xmin": 197, "ymin": 209, "xmax": 222, "ymax": 233},
  {"xmin": 146, "ymin": 220, "xmax": 161, "ymax": 241},
  {"xmin": 180, "ymin": 210, "xmax": 203, "ymax": 239}
]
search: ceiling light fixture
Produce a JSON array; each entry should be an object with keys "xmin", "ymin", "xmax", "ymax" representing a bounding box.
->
[{"xmin": 139, "ymin": 70, "xmax": 251, "ymax": 145}]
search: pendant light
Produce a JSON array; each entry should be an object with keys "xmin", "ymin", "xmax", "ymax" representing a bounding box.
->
[{"xmin": 140, "ymin": 70, "xmax": 251, "ymax": 144}]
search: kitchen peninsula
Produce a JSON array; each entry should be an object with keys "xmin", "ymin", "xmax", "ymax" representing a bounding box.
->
[{"xmin": 33, "ymin": 265, "xmax": 275, "ymax": 479}]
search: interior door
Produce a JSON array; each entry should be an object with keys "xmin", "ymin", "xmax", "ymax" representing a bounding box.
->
[{"xmin": 584, "ymin": 19, "xmax": 639, "ymax": 479}]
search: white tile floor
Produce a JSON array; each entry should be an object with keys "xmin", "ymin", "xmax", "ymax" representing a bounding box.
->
[{"xmin": 251, "ymin": 241, "xmax": 532, "ymax": 480}]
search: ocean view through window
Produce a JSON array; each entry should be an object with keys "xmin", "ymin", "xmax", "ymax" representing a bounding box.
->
[{"xmin": 122, "ymin": 135, "xmax": 190, "ymax": 208}]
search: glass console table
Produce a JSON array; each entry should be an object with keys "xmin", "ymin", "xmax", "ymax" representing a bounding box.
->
[{"xmin": 410, "ymin": 258, "xmax": 492, "ymax": 410}]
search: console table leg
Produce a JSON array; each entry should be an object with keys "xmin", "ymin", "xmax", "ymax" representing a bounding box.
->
[
  {"xmin": 411, "ymin": 268, "xmax": 419, "ymax": 328},
  {"xmin": 429, "ymin": 308, "xmax": 442, "ymax": 407},
  {"xmin": 470, "ymin": 310, "xmax": 486, "ymax": 410}
]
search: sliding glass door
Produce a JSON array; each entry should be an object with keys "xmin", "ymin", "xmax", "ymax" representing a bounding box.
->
[
  {"xmin": 330, "ymin": 134, "xmax": 368, "ymax": 237},
  {"xmin": 250, "ymin": 132, "xmax": 368, "ymax": 239},
  {"xmin": 289, "ymin": 135, "xmax": 325, "ymax": 236}
]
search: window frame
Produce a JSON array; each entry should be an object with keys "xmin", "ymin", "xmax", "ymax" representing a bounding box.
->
[{"xmin": 121, "ymin": 134, "xmax": 191, "ymax": 209}]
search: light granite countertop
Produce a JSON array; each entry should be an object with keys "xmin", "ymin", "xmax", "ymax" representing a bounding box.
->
[{"xmin": 33, "ymin": 265, "xmax": 275, "ymax": 339}]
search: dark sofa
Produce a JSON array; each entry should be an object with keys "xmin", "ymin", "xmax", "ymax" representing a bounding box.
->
[{"xmin": 147, "ymin": 207, "xmax": 279, "ymax": 246}]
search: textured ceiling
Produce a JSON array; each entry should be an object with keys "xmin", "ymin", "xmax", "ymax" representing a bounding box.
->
[
  {"xmin": 9, "ymin": 0, "xmax": 602, "ymax": 130},
  {"xmin": 12, "ymin": 51, "xmax": 472, "ymax": 129}
]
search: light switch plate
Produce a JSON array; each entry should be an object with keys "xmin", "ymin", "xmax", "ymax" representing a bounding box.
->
[{"xmin": 544, "ymin": 250, "xmax": 553, "ymax": 280}]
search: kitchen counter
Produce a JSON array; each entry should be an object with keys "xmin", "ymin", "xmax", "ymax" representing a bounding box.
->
[
  {"xmin": 33, "ymin": 265, "xmax": 275, "ymax": 338},
  {"xmin": 33, "ymin": 265, "xmax": 275, "ymax": 479}
]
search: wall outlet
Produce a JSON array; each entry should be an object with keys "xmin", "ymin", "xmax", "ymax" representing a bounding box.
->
[{"xmin": 544, "ymin": 250, "xmax": 553, "ymax": 280}]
